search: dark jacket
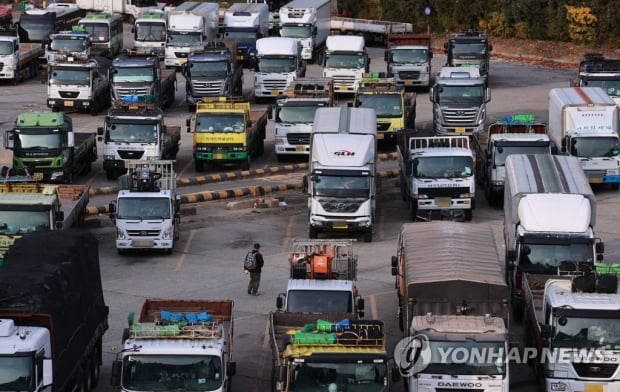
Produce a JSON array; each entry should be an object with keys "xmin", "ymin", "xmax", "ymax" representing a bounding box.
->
[{"xmin": 249, "ymin": 249, "xmax": 264, "ymax": 273}]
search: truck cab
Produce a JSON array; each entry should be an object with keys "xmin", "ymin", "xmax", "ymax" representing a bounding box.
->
[
  {"xmin": 384, "ymin": 31, "xmax": 432, "ymax": 89},
  {"xmin": 444, "ymin": 29, "xmax": 492, "ymax": 80},
  {"xmin": 571, "ymin": 53, "xmax": 620, "ymax": 105},
  {"xmin": 278, "ymin": 0, "xmax": 331, "ymax": 63},
  {"xmin": 223, "ymin": 2, "xmax": 269, "ymax": 68},
  {"xmin": 253, "ymin": 37, "xmax": 306, "ymax": 102},
  {"xmin": 322, "ymin": 35, "xmax": 369, "ymax": 94},
  {"xmin": 43, "ymin": 28, "xmax": 92, "ymax": 65},
  {"xmin": 132, "ymin": 9, "xmax": 167, "ymax": 57}
]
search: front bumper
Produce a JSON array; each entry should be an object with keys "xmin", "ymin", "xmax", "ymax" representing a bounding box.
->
[
  {"xmin": 309, "ymin": 215, "xmax": 372, "ymax": 233},
  {"xmin": 47, "ymin": 99, "xmax": 92, "ymax": 111}
]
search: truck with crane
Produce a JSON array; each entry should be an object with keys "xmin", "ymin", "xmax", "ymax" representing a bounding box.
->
[
  {"xmin": 0, "ymin": 26, "xmax": 43, "ymax": 84},
  {"xmin": 278, "ymin": 0, "xmax": 331, "ymax": 63}
]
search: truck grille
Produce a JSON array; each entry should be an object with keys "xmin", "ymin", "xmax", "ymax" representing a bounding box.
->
[
  {"xmin": 191, "ymin": 80, "xmax": 224, "ymax": 96},
  {"xmin": 332, "ymin": 75, "xmax": 355, "ymax": 88},
  {"xmin": 116, "ymin": 87, "xmax": 149, "ymax": 96},
  {"xmin": 573, "ymin": 363, "xmax": 618, "ymax": 378},
  {"xmin": 174, "ymin": 52, "xmax": 189, "ymax": 59},
  {"xmin": 377, "ymin": 123, "xmax": 390, "ymax": 131},
  {"xmin": 442, "ymin": 108, "xmax": 478, "ymax": 125},
  {"xmin": 286, "ymin": 133, "xmax": 310, "ymax": 145},
  {"xmin": 196, "ymin": 143, "xmax": 244, "ymax": 152},
  {"xmin": 118, "ymin": 150, "xmax": 145, "ymax": 160},
  {"xmin": 59, "ymin": 91, "xmax": 79, "ymax": 99},
  {"xmin": 319, "ymin": 198, "xmax": 364, "ymax": 213},
  {"xmin": 127, "ymin": 229, "xmax": 161, "ymax": 236},
  {"xmin": 398, "ymin": 71, "xmax": 420, "ymax": 79},
  {"xmin": 261, "ymin": 78, "xmax": 287, "ymax": 90},
  {"xmin": 418, "ymin": 187, "xmax": 469, "ymax": 198}
]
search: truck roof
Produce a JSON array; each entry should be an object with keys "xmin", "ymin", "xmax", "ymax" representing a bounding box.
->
[
  {"xmin": 287, "ymin": 279, "xmax": 355, "ymax": 292},
  {"xmin": 312, "ymin": 107, "xmax": 376, "ymax": 135},
  {"xmin": 579, "ymin": 54, "xmax": 620, "ymax": 73},
  {"xmin": 326, "ymin": 35, "xmax": 365, "ymax": 52},
  {"xmin": 16, "ymin": 111, "xmax": 68, "ymax": 127},
  {"xmin": 545, "ymin": 278, "xmax": 620, "ymax": 310},
  {"xmin": 256, "ymin": 37, "xmax": 299, "ymax": 56},
  {"xmin": 279, "ymin": 0, "xmax": 331, "ymax": 11},
  {"xmin": 226, "ymin": 2, "xmax": 268, "ymax": 13},
  {"xmin": 411, "ymin": 314, "xmax": 506, "ymax": 341},
  {"xmin": 438, "ymin": 66, "xmax": 481, "ymax": 79},
  {"xmin": 112, "ymin": 53, "xmax": 158, "ymax": 67},
  {"xmin": 279, "ymin": 77, "xmax": 333, "ymax": 99},
  {"xmin": 408, "ymin": 136, "xmax": 472, "ymax": 157},
  {"xmin": 549, "ymin": 86, "xmax": 616, "ymax": 106}
]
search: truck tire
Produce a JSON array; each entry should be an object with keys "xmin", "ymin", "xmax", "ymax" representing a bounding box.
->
[
  {"xmin": 240, "ymin": 156, "xmax": 250, "ymax": 171},
  {"xmin": 90, "ymin": 344, "xmax": 101, "ymax": 389},
  {"xmin": 361, "ymin": 230, "xmax": 372, "ymax": 243},
  {"xmin": 399, "ymin": 175, "xmax": 407, "ymax": 201},
  {"xmin": 194, "ymin": 159, "xmax": 205, "ymax": 172},
  {"xmin": 106, "ymin": 169, "xmax": 117, "ymax": 180},
  {"xmin": 464, "ymin": 209, "xmax": 473, "ymax": 221},
  {"xmin": 409, "ymin": 200, "xmax": 418, "ymax": 221},
  {"xmin": 308, "ymin": 226, "xmax": 318, "ymax": 239}
]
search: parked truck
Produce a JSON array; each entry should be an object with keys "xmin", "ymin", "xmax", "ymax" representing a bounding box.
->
[
  {"xmin": 0, "ymin": 180, "xmax": 89, "ymax": 263},
  {"xmin": 43, "ymin": 28, "xmax": 92, "ymax": 65},
  {"xmin": 444, "ymin": 29, "xmax": 492, "ymax": 81},
  {"xmin": 548, "ymin": 87, "xmax": 620, "ymax": 188},
  {"xmin": 97, "ymin": 103, "xmax": 181, "ymax": 179},
  {"xmin": 278, "ymin": 0, "xmax": 331, "ymax": 63},
  {"xmin": 132, "ymin": 9, "xmax": 167, "ymax": 57},
  {"xmin": 504, "ymin": 154, "xmax": 605, "ymax": 320},
  {"xmin": 522, "ymin": 270, "xmax": 620, "ymax": 391},
  {"xmin": 473, "ymin": 115, "xmax": 551, "ymax": 206},
  {"xmin": 322, "ymin": 35, "xmax": 369, "ymax": 94},
  {"xmin": 109, "ymin": 52, "xmax": 176, "ymax": 109},
  {"xmin": 330, "ymin": 15, "xmax": 412, "ymax": 46},
  {"xmin": 269, "ymin": 312, "xmax": 393, "ymax": 391},
  {"xmin": 111, "ymin": 299, "xmax": 235, "ymax": 392},
  {"xmin": 571, "ymin": 53, "xmax": 620, "ymax": 105},
  {"xmin": 305, "ymin": 106, "xmax": 377, "ymax": 241},
  {"xmin": 0, "ymin": 26, "xmax": 43, "ymax": 84},
  {"xmin": 222, "ymin": 2, "xmax": 269, "ymax": 68},
  {"xmin": 0, "ymin": 229, "xmax": 108, "ymax": 392},
  {"xmin": 351, "ymin": 74, "xmax": 416, "ymax": 143},
  {"xmin": 186, "ymin": 97, "xmax": 267, "ymax": 171},
  {"xmin": 384, "ymin": 31, "xmax": 432, "ymax": 90},
  {"xmin": 253, "ymin": 37, "xmax": 306, "ymax": 102},
  {"xmin": 47, "ymin": 53, "xmax": 110, "ymax": 114},
  {"xmin": 4, "ymin": 111, "xmax": 97, "ymax": 183},
  {"xmin": 109, "ymin": 160, "xmax": 180, "ymax": 254},
  {"xmin": 164, "ymin": 2, "xmax": 220, "ymax": 68},
  {"xmin": 397, "ymin": 134, "xmax": 475, "ymax": 221},
  {"xmin": 275, "ymin": 239, "xmax": 364, "ymax": 317},
  {"xmin": 430, "ymin": 66, "xmax": 490, "ymax": 135},
  {"xmin": 390, "ymin": 221, "xmax": 509, "ymax": 391},
  {"xmin": 181, "ymin": 40, "xmax": 243, "ymax": 110},
  {"xmin": 268, "ymin": 77, "xmax": 333, "ymax": 160}
]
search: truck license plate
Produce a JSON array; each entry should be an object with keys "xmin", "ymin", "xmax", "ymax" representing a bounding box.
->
[
  {"xmin": 213, "ymin": 153, "xmax": 226, "ymax": 160},
  {"xmin": 64, "ymin": 101, "xmax": 74, "ymax": 107},
  {"xmin": 295, "ymin": 146, "xmax": 306, "ymax": 152},
  {"xmin": 436, "ymin": 197, "xmax": 451, "ymax": 207},
  {"xmin": 339, "ymin": 85, "xmax": 348, "ymax": 91},
  {"xmin": 332, "ymin": 222, "xmax": 348, "ymax": 229},
  {"xmin": 132, "ymin": 239, "xmax": 154, "ymax": 248},
  {"xmin": 404, "ymin": 80, "xmax": 413, "ymax": 85},
  {"xmin": 270, "ymin": 89, "xmax": 279, "ymax": 95},
  {"xmin": 585, "ymin": 385, "xmax": 603, "ymax": 392},
  {"xmin": 377, "ymin": 133, "xmax": 384, "ymax": 140},
  {"xmin": 589, "ymin": 177, "xmax": 603, "ymax": 183},
  {"xmin": 455, "ymin": 127, "xmax": 465, "ymax": 133}
]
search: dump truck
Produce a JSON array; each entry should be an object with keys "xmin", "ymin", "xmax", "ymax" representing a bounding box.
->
[
  {"xmin": 0, "ymin": 26, "xmax": 43, "ymax": 84},
  {"xmin": 571, "ymin": 53, "xmax": 620, "ymax": 105},
  {"xmin": 4, "ymin": 111, "xmax": 98, "ymax": 183},
  {"xmin": 269, "ymin": 312, "xmax": 394, "ymax": 391},
  {"xmin": 384, "ymin": 31, "xmax": 432, "ymax": 89},
  {"xmin": 390, "ymin": 221, "xmax": 509, "ymax": 391},
  {"xmin": 186, "ymin": 97, "xmax": 267, "ymax": 171},
  {"xmin": 111, "ymin": 299, "xmax": 235, "ymax": 392},
  {"xmin": 0, "ymin": 179, "xmax": 89, "ymax": 263},
  {"xmin": 0, "ymin": 229, "xmax": 109, "ymax": 392},
  {"xmin": 444, "ymin": 29, "xmax": 492, "ymax": 80}
]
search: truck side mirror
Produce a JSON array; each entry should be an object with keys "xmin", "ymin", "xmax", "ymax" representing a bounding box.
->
[
  {"xmin": 485, "ymin": 88, "xmax": 491, "ymax": 103},
  {"xmin": 276, "ymin": 294, "xmax": 284, "ymax": 310},
  {"xmin": 109, "ymin": 202, "xmax": 116, "ymax": 214},
  {"xmin": 391, "ymin": 255, "xmax": 398, "ymax": 268},
  {"xmin": 227, "ymin": 362, "xmax": 236, "ymax": 377},
  {"xmin": 275, "ymin": 365, "xmax": 286, "ymax": 391},
  {"xmin": 54, "ymin": 211, "xmax": 64, "ymax": 229},
  {"xmin": 3, "ymin": 130, "xmax": 14, "ymax": 150},
  {"xmin": 489, "ymin": 44, "xmax": 493, "ymax": 51},
  {"xmin": 267, "ymin": 105, "xmax": 273, "ymax": 120},
  {"xmin": 429, "ymin": 87, "xmax": 435, "ymax": 102},
  {"xmin": 357, "ymin": 297, "xmax": 365, "ymax": 310},
  {"xmin": 42, "ymin": 359, "xmax": 52, "ymax": 387},
  {"xmin": 429, "ymin": 51, "xmax": 433, "ymax": 59},
  {"xmin": 506, "ymin": 249, "xmax": 517, "ymax": 263},
  {"xmin": 302, "ymin": 175, "xmax": 308, "ymax": 194},
  {"xmin": 110, "ymin": 360, "xmax": 122, "ymax": 387},
  {"xmin": 541, "ymin": 324, "xmax": 551, "ymax": 338},
  {"xmin": 383, "ymin": 50, "xmax": 389, "ymax": 62}
]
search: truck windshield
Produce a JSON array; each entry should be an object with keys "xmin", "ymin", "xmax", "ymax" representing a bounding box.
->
[
  {"xmin": 423, "ymin": 340, "xmax": 505, "ymax": 376},
  {"xmin": 571, "ymin": 136, "xmax": 619, "ymax": 158},
  {"xmin": 50, "ymin": 37, "xmax": 88, "ymax": 52},
  {"xmin": 195, "ymin": 114, "xmax": 245, "ymax": 133},
  {"xmin": 122, "ymin": 355, "xmax": 222, "ymax": 391},
  {"xmin": 452, "ymin": 42, "xmax": 488, "ymax": 55},
  {"xmin": 278, "ymin": 105, "xmax": 321, "ymax": 123},
  {"xmin": 117, "ymin": 197, "xmax": 170, "ymax": 219},
  {"xmin": 391, "ymin": 48, "xmax": 429, "ymax": 64},
  {"xmin": 189, "ymin": 60, "xmax": 228, "ymax": 76},
  {"xmin": 280, "ymin": 24, "xmax": 312, "ymax": 38},
  {"xmin": 493, "ymin": 145, "xmax": 550, "ymax": 166},
  {"xmin": 79, "ymin": 23, "xmax": 110, "ymax": 43},
  {"xmin": 223, "ymin": 30, "xmax": 257, "ymax": 44},
  {"xmin": 356, "ymin": 94, "xmax": 402, "ymax": 117},
  {"xmin": 0, "ymin": 210, "xmax": 51, "ymax": 234},
  {"xmin": 287, "ymin": 290, "xmax": 352, "ymax": 313},
  {"xmin": 167, "ymin": 31, "xmax": 202, "ymax": 47},
  {"xmin": 256, "ymin": 57, "xmax": 296, "ymax": 73},
  {"xmin": 582, "ymin": 79, "xmax": 620, "ymax": 97},
  {"xmin": 437, "ymin": 85, "xmax": 484, "ymax": 104},
  {"xmin": 108, "ymin": 122, "xmax": 158, "ymax": 143},
  {"xmin": 50, "ymin": 67, "xmax": 90, "ymax": 85},
  {"xmin": 290, "ymin": 362, "xmax": 387, "ymax": 391},
  {"xmin": 0, "ymin": 355, "xmax": 33, "ymax": 390},
  {"xmin": 553, "ymin": 316, "xmax": 620, "ymax": 349},
  {"xmin": 0, "ymin": 41, "xmax": 12, "ymax": 55},
  {"xmin": 112, "ymin": 67, "xmax": 154, "ymax": 83},
  {"xmin": 413, "ymin": 156, "xmax": 473, "ymax": 179},
  {"xmin": 314, "ymin": 175, "xmax": 370, "ymax": 198},
  {"xmin": 325, "ymin": 53, "xmax": 365, "ymax": 69},
  {"xmin": 518, "ymin": 242, "xmax": 593, "ymax": 273},
  {"xmin": 15, "ymin": 132, "xmax": 62, "ymax": 149},
  {"xmin": 135, "ymin": 22, "xmax": 166, "ymax": 42}
]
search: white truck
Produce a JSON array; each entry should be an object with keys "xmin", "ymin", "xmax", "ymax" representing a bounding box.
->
[
  {"xmin": 384, "ymin": 31, "xmax": 432, "ymax": 90},
  {"xmin": 305, "ymin": 107, "xmax": 377, "ymax": 242},
  {"xmin": 165, "ymin": 2, "xmax": 220, "ymax": 68},
  {"xmin": 222, "ymin": 2, "xmax": 269, "ymax": 68},
  {"xmin": 278, "ymin": 0, "xmax": 331, "ymax": 63},
  {"xmin": 0, "ymin": 26, "xmax": 43, "ymax": 84},
  {"xmin": 132, "ymin": 9, "xmax": 167, "ymax": 57},
  {"xmin": 391, "ymin": 221, "xmax": 509, "ymax": 391},
  {"xmin": 397, "ymin": 134, "xmax": 475, "ymax": 221},
  {"xmin": 571, "ymin": 54, "xmax": 620, "ymax": 105},
  {"xmin": 322, "ymin": 35, "xmax": 369, "ymax": 94},
  {"xmin": 268, "ymin": 77, "xmax": 333, "ymax": 160},
  {"xmin": 109, "ymin": 160, "xmax": 180, "ymax": 254},
  {"xmin": 504, "ymin": 154, "xmax": 605, "ymax": 320},
  {"xmin": 276, "ymin": 239, "xmax": 364, "ymax": 317},
  {"xmin": 43, "ymin": 28, "xmax": 92, "ymax": 65},
  {"xmin": 253, "ymin": 37, "xmax": 306, "ymax": 102},
  {"xmin": 430, "ymin": 66, "xmax": 490, "ymax": 135},
  {"xmin": 111, "ymin": 299, "xmax": 235, "ymax": 392},
  {"xmin": 548, "ymin": 86, "xmax": 620, "ymax": 189}
]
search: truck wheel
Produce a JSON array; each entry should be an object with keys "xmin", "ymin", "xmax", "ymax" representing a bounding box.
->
[
  {"xmin": 361, "ymin": 230, "xmax": 372, "ymax": 243},
  {"xmin": 90, "ymin": 344, "xmax": 101, "ymax": 389},
  {"xmin": 241, "ymin": 156, "xmax": 250, "ymax": 171},
  {"xmin": 409, "ymin": 200, "xmax": 418, "ymax": 221},
  {"xmin": 194, "ymin": 159, "xmax": 205, "ymax": 172},
  {"xmin": 399, "ymin": 175, "xmax": 407, "ymax": 201},
  {"xmin": 308, "ymin": 226, "xmax": 318, "ymax": 239},
  {"xmin": 612, "ymin": 183, "xmax": 620, "ymax": 190},
  {"xmin": 106, "ymin": 169, "xmax": 117, "ymax": 180},
  {"xmin": 82, "ymin": 360, "xmax": 94, "ymax": 392},
  {"xmin": 464, "ymin": 209, "xmax": 473, "ymax": 221}
]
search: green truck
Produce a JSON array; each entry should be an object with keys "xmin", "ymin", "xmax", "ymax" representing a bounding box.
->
[{"xmin": 4, "ymin": 111, "xmax": 98, "ymax": 183}]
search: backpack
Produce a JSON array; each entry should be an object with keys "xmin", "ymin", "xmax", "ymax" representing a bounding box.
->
[{"xmin": 244, "ymin": 251, "xmax": 257, "ymax": 270}]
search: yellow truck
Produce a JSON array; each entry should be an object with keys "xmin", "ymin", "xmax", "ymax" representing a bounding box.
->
[
  {"xmin": 186, "ymin": 97, "xmax": 268, "ymax": 171},
  {"xmin": 0, "ymin": 179, "xmax": 89, "ymax": 263},
  {"xmin": 352, "ymin": 73, "xmax": 416, "ymax": 143}
]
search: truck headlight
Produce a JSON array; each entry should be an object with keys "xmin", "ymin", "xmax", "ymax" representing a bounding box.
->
[
  {"xmin": 117, "ymin": 227, "xmax": 126, "ymax": 239},
  {"xmin": 50, "ymin": 171, "xmax": 65, "ymax": 180},
  {"xmin": 274, "ymin": 138, "xmax": 284, "ymax": 145},
  {"xmin": 162, "ymin": 226, "xmax": 172, "ymax": 239},
  {"xmin": 549, "ymin": 382, "xmax": 566, "ymax": 391},
  {"xmin": 104, "ymin": 155, "xmax": 115, "ymax": 160},
  {"xmin": 459, "ymin": 192, "xmax": 475, "ymax": 198}
]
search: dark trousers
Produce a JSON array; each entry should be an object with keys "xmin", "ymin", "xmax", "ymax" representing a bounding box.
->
[{"xmin": 248, "ymin": 272, "xmax": 261, "ymax": 294}]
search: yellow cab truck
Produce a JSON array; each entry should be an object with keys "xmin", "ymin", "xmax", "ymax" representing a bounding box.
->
[
  {"xmin": 186, "ymin": 97, "xmax": 268, "ymax": 171},
  {"xmin": 0, "ymin": 176, "xmax": 89, "ymax": 263},
  {"xmin": 351, "ymin": 73, "xmax": 416, "ymax": 144}
]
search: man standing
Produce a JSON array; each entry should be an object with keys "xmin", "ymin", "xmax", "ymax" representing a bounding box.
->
[{"xmin": 245, "ymin": 243, "xmax": 264, "ymax": 296}]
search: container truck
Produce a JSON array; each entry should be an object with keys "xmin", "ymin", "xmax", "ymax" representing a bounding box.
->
[
  {"xmin": 4, "ymin": 111, "xmax": 97, "ymax": 183},
  {"xmin": 132, "ymin": 9, "xmax": 167, "ymax": 57},
  {"xmin": 503, "ymin": 154, "xmax": 604, "ymax": 320},
  {"xmin": 305, "ymin": 106, "xmax": 377, "ymax": 242},
  {"xmin": 278, "ymin": 0, "xmax": 331, "ymax": 63},
  {"xmin": 444, "ymin": 29, "xmax": 492, "ymax": 81},
  {"xmin": 111, "ymin": 299, "xmax": 235, "ymax": 392},
  {"xmin": 222, "ymin": 2, "xmax": 269, "ymax": 68},
  {"xmin": 571, "ymin": 53, "xmax": 620, "ymax": 105},
  {"xmin": 253, "ymin": 37, "xmax": 306, "ymax": 102},
  {"xmin": 391, "ymin": 221, "xmax": 509, "ymax": 391},
  {"xmin": 322, "ymin": 35, "xmax": 369, "ymax": 94},
  {"xmin": 548, "ymin": 87, "xmax": 620, "ymax": 188},
  {"xmin": 0, "ymin": 229, "xmax": 109, "ymax": 392},
  {"xmin": 0, "ymin": 26, "xmax": 43, "ymax": 84},
  {"xmin": 384, "ymin": 31, "xmax": 432, "ymax": 90}
]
